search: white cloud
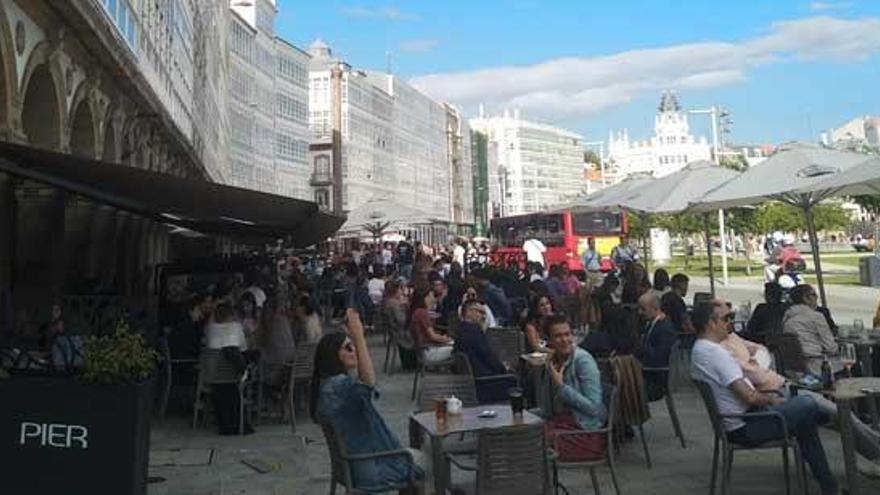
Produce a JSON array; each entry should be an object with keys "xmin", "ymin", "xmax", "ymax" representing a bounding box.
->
[
  {"xmin": 399, "ymin": 38, "xmax": 440, "ymax": 53},
  {"xmin": 340, "ymin": 5, "xmax": 417, "ymax": 21},
  {"xmin": 409, "ymin": 16, "xmax": 880, "ymax": 121},
  {"xmin": 809, "ymin": 1, "xmax": 852, "ymax": 12}
]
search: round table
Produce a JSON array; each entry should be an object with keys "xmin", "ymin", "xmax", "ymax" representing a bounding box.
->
[{"xmin": 830, "ymin": 377, "xmax": 880, "ymax": 495}]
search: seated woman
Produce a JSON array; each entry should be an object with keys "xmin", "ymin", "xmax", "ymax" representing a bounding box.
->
[
  {"xmin": 237, "ymin": 292, "xmax": 261, "ymax": 350},
  {"xmin": 544, "ymin": 314, "xmax": 607, "ymax": 461},
  {"xmin": 522, "ymin": 294, "xmax": 555, "ymax": 353},
  {"xmin": 383, "ymin": 281, "xmax": 417, "ymax": 371},
  {"xmin": 205, "ymin": 302, "xmax": 253, "ymax": 435},
  {"xmin": 259, "ymin": 296, "xmax": 296, "ymax": 385},
  {"xmin": 458, "ymin": 285, "xmax": 497, "ymax": 329},
  {"xmin": 783, "ymin": 284, "xmax": 840, "ymax": 375},
  {"xmin": 293, "ymin": 294, "xmax": 323, "ymax": 344},
  {"xmin": 408, "ymin": 287, "xmax": 453, "ymax": 365},
  {"xmin": 311, "ymin": 309, "xmax": 423, "ymax": 492}
]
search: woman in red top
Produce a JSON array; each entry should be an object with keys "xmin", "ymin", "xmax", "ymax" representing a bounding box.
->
[{"xmin": 408, "ymin": 287, "xmax": 453, "ymax": 365}]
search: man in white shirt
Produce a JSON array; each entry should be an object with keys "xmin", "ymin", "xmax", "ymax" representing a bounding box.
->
[
  {"xmin": 522, "ymin": 234, "xmax": 547, "ymax": 269},
  {"xmin": 690, "ymin": 300, "xmax": 838, "ymax": 495}
]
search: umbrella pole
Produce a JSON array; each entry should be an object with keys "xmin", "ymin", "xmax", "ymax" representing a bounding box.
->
[
  {"xmin": 704, "ymin": 212, "xmax": 716, "ymax": 296},
  {"xmin": 803, "ymin": 203, "xmax": 828, "ymax": 308}
]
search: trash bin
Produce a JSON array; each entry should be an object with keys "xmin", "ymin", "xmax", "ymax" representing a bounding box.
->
[{"xmin": 858, "ymin": 256, "xmax": 880, "ymax": 287}]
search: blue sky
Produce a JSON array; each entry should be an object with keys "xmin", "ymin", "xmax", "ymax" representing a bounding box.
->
[{"xmin": 276, "ymin": 1, "xmax": 880, "ymax": 145}]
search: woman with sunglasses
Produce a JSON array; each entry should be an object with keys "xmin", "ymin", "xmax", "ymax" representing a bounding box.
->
[
  {"xmin": 457, "ymin": 285, "xmax": 497, "ymax": 329},
  {"xmin": 311, "ymin": 309, "xmax": 424, "ymax": 492}
]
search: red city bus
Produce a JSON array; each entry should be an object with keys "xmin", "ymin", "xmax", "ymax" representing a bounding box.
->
[{"xmin": 489, "ymin": 209, "xmax": 628, "ymax": 271}]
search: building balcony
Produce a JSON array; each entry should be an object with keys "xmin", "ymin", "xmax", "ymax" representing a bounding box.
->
[{"xmin": 310, "ymin": 172, "xmax": 333, "ymax": 186}]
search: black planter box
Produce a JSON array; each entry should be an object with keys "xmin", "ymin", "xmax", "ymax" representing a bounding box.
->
[{"xmin": 0, "ymin": 375, "xmax": 154, "ymax": 495}]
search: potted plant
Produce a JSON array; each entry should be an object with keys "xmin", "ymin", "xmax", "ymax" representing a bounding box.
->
[{"xmin": 0, "ymin": 317, "xmax": 159, "ymax": 495}]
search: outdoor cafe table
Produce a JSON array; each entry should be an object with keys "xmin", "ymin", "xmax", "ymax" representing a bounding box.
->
[
  {"xmin": 830, "ymin": 378, "xmax": 880, "ymax": 495},
  {"xmin": 409, "ymin": 406, "xmax": 544, "ymax": 494}
]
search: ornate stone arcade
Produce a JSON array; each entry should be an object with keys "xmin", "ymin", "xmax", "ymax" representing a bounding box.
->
[{"xmin": 0, "ymin": 0, "xmax": 211, "ymax": 313}]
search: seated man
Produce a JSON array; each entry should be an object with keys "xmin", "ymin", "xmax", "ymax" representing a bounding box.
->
[
  {"xmin": 691, "ymin": 300, "xmax": 838, "ymax": 495},
  {"xmin": 783, "ymin": 284, "xmax": 840, "ymax": 375},
  {"xmin": 636, "ymin": 292, "xmax": 678, "ymax": 401},
  {"xmin": 661, "ymin": 273, "xmax": 694, "ymax": 333},
  {"xmin": 544, "ymin": 314, "xmax": 607, "ymax": 461},
  {"xmin": 721, "ymin": 324, "xmax": 880, "ymax": 477},
  {"xmin": 453, "ymin": 300, "xmax": 517, "ymax": 403},
  {"xmin": 743, "ymin": 282, "xmax": 787, "ymax": 344}
]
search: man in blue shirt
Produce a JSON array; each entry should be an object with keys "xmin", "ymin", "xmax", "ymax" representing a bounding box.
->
[{"xmin": 453, "ymin": 299, "xmax": 516, "ymax": 403}]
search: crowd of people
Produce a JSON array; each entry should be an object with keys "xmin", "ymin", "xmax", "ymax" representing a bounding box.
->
[{"xmin": 301, "ymin": 235, "xmax": 880, "ymax": 493}]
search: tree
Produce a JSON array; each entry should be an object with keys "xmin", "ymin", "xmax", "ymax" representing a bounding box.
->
[
  {"xmin": 719, "ymin": 153, "xmax": 748, "ymax": 172},
  {"xmin": 584, "ymin": 150, "xmax": 601, "ymax": 168}
]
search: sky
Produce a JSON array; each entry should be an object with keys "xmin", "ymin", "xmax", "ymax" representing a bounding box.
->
[{"xmin": 276, "ymin": 0, "xmax": 880, "ymax": 146}]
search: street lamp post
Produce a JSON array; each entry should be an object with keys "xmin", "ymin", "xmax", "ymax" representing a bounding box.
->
[{"xmin": 689, "ymin": 106, "xmax": 730, "ymax": 286}]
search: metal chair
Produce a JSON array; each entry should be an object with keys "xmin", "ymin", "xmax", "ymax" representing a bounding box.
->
[
  {"xmin": 692, "ymin": 379, "xmax": 806, "ymax": 495},
  {"xmin": 411, "ymin": 343, "xmax": 455, "ymax": 400},
  {"xmin": 485, "ymin": 328, "xmax": 525, "ymax": 370},
  {"xmin": 607, "ymin": 355, "xmax": 653, "ymax": 468},
  {"xmin": 320, "ymin": 422, "xmax": 419, "ymax": 495},
  {"xmin": 452, "ymin": 352, "xmax": 520, "ymax": 404},
  {"xmin": 552, "ymin": 384, "xmax": 622, "ymax": 495},
  {"xmin": 416, "ymin": 373, "xmax": 479, "ymax": 412},
  {"xmin": 191, "ymin": 349, "xmax": 250, "ymax": 435},
  {"xmin": 641, "ymin": 340, "xmax": 687, "ymax": 448},
  {"xmin": 447, "ymin": 422, "xmax": 552, "ymax": 495},
  {"xmin": 286, "ymin": 342, "xmax": 317, "ymax": 432},
  {"xmin": 768, "ymin": 333, "xmax": 807, "ymax": 377}
]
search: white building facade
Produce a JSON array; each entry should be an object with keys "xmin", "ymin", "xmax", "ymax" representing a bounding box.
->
[
  {"xmin": 608, "ymin": 92, "xmax": 711, "ymax": 178},
  {"xmin": 470, "ymin": 111, "xmax": 585, "ymax": 217},
  {"xmin": 307, "ymin": 40, "xmax": 473, "ymax": 232},
  {"xmin": 228, "ymin": 0, "xmax": 311, "ymax": 199}
]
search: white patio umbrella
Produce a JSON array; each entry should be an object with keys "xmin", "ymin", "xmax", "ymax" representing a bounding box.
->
[
  {"xmin": 564, "ymin": 173, "xmax": 656, "ymax": 211},
  {"xmin": 690, "ymin": 143, "xmax": 877, "ymax": 307},
  {"xmin": 338, "ymin": 197, "xmax": 436, "ymax": 239},
  {"xmin": 622, "ymin": 161, "xmax": 742, "ymax": 294}
]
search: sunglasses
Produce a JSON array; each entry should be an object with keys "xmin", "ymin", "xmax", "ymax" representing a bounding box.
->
[{"xmin": 718, "ymin": 313, "xmax": 735, "ymax": 322}]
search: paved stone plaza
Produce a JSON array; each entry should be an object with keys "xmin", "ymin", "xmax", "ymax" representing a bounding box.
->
[{"xmin": 148, "ymin": 334, "xmax": 880, "ymax": 495}]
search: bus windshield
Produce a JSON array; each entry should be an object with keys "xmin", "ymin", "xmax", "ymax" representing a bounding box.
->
[
  {"xmin": 491, "ymin": 213, "xmax": 565, "ymax": 248},
  {"xmin": 572, "ymin": 211, "xmax": 623, "ymax": 236}
]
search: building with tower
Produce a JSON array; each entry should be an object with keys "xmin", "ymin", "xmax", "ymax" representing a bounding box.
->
[{"xmin": 608, "ymin": 91, "xmax": 711, "ymax": 178}]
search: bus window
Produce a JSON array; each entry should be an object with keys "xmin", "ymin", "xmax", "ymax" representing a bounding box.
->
[{"xmin": 573, "ymin": 211, "xmax": 622, "ymax": 236}]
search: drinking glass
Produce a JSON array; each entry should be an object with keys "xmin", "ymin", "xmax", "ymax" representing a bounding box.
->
[
  {"xmin": 508, "ymin": 387, "xmax": 525, "ymax": 416},
  {"xmin": 841, "ymin": 343, "xmax": 857, "ymax": 378},
  {"xmin": 433, "ymin": 397, "xmax": 448, "ymax": 423}
]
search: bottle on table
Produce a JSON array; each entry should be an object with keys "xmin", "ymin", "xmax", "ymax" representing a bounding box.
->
[{"xmin": 821, "ymin": 353, "xmax": 834, "ymax": 390}]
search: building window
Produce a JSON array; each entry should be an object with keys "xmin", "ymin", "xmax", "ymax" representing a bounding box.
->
[
  {"xmin": 314, "ymin": 154, "xmax": 331, "ymax": 179},
  {"xmin": 315, "ymin": 189, "xmax": 330, "ymax": 209},
  {"xmin": 101, "ymin": 0, "xmax": 139, "ymax": 49}
]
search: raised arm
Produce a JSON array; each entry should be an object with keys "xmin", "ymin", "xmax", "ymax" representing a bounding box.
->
[
  {"xmin": 346, "ymin": 309, "xmax": 375, "ymax": 386},
  {"xmin": 553, "ymin": 354, "xmax": 604, "ymax": 418}
]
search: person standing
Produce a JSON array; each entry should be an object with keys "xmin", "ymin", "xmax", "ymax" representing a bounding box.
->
[
  {"xmin": 581, "ymin": 237, "xmax": 601, "ymax": 287},
  {"xmin": 611, "ymin": 235, "xmax": 639, "ymax": 266},
  {"xmin": 397, "ymin": 237, "xmax": 415, "ymax": 281},
  {"xmin": 523, "ymin": 232, "xmax": 547, "ymax": 269}
]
